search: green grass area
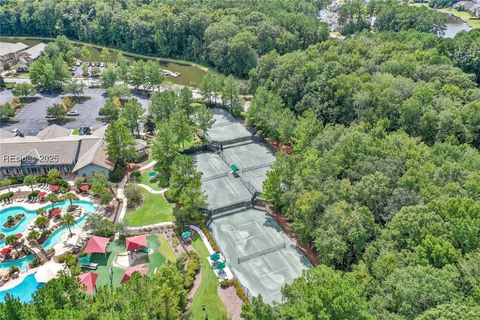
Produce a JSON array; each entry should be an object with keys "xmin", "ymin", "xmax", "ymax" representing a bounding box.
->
[
  {"xmin": 438, "ymin": 8, "xmax": 480, "ymax": 29},
  {"xmin": 139, "ymin": 172, "xmax": 164, "ymax": 191},
  {"xmin": 71, "ymin": 128, "xmax": 79, "ymax": 135},
  {"xmin": 190, "ymin": 235, "xmax": 227, "ymax": 320},
  {"xmin": 146, "ymin": 235, "xmax": 167, "ymax": 275},
  {"xmin": 158, "ymin": 236, "xmax": 177, "ymax": 262},
  {"xmin": 124, "ymin": 188, "xmax": 174, "ymax": 227}
]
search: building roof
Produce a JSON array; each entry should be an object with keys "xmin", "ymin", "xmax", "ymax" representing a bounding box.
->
[
  {"xmin": 0, "ymin": 128, "xmax": 15, "ymax": 139},
  {"xmin": 36, "ymin": 124, "xmax": 71, "ymax": 140},
  {"xmin": 0, "ymin": 42, "xmax": 28, "ymax": 57},
  {"xmin": 0, "ymin": 125, "xmax": 114, "ymax": 171},
  {"xmin": 22, "ymin": 43, "xmax": 47, "ymax": 60}
]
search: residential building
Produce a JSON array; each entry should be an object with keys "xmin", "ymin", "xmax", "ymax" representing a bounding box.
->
[
  {"xmin": 0, "ymin": 125, "xmax": 115, "ymax": 178},
  {"xmin": 0, "ymin": 42, "xmax": 28, "ymax": 66}
]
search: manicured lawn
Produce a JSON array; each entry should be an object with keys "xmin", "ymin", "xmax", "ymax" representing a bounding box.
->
[
  {"xmin": 139, "ymin": 172, "xmax": 164, "ymax": 191},
  {"xmin": 146, "ymin": 235, "xmax": 167, "ymax": 275},
  {"xmin": 190, "ymin": 235, "xmax": 227, "ymax": 320},
  {"xmin": 124, "ymin": 189, "xmax": 174, "ymax": 226},
  {"xmin": 158, "ymin": 236, "xmax": 177, "ymax": 262}
]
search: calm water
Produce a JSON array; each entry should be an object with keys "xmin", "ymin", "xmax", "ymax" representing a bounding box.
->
[
  {"xmin": 0, "ymin": 37, "xmax": 207, "ymax": 86},
  {"xmin": 0, "ymin": 273, "xmax": 43, "ymax": 303},
  {"xmin": 442, "ymin": 14, "xmax": 472, "ymax": 38}
]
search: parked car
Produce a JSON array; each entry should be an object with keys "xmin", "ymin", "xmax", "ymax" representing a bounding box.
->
[
  {"xmin": 45, "ymin": 114, "xmax": 55, "ymax": 119},
  {"xmin": 79, "ymin": 126, "xmax": 92, "ymax": 135},
  {"xmin": 95, "ymin": 62, "xmax": 100, "ymax": 67},
  {"xmin": 67, "ymin": 109, "xmax": 80, "ymax": 116},
  {"xmin": 75, "ymin": 62, "xmax": 81, "ymax": 67},
  {"xmin": 99, "ymin": 62, "xmax": 105, "ymax": 68}
]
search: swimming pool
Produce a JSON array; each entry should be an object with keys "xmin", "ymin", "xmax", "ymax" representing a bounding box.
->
[
  {"xmin": 0, "ymin": 206, "xmax": 37, "ymax": 237},
  {"xmin": 0, "ymin": 200, "xmax": 96, "ymax": 270},
  {"xmin": 0, "ymin": 273, "xmax": 44, "ymax": 303}
]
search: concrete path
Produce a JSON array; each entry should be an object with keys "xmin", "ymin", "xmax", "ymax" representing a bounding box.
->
[
  {"xmin": 137, "ymin": 184, "xmax": 167, "ymax": 194},
  {"xmin": 125, "ymin": 221, "xmax": 174, "ymax": 232}
]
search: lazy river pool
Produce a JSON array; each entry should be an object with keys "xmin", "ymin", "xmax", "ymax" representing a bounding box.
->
[
  {"xmin": 0, "ymin": 200, "xmax": 96, "ymax": 302},
  {"xmin": 0, "ymin": 200, "xmax": 96, "ymax": 271}
]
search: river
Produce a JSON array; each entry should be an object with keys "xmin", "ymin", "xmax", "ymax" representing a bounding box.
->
[{"xmin": 0, "ymin": 37, "xmax": 207, "ymax": 86}]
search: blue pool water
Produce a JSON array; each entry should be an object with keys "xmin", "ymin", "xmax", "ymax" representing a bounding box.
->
[
  {"xmin": 0, "ymin": 200, "xmax": 96, "ymax": 270},
  {"xmin": 0, "ymin": 274, "xmax": 44, "ymax": 303},
  {"xmin": 0, "ymin": 206, "xmax": 37, "ymax": 237},
  {"xmin": 0, "ymin": 200, "xmax": 96, "ymax": 302}
]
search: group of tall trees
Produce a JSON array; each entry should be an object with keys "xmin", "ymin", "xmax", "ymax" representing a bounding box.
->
[
  {"xmin": 0, "ymin": 0, "xmax": 329, "ymax": 77},
  {"xmin": 339, "ymin": 0, "xmax": 447, "ymax": 35},
  {"xmin": 244, "ymin": 29, "xmax": 480, "ymax": 320},
  {"xmin": 0, "ymin": 264, "xmax": 187, "ymax": 320}
]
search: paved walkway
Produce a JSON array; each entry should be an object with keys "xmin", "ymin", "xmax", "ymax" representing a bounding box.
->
[
  {"xmin": 125, "ymin": 221, "xmax": 174, "ymax": 232},
  {"xmin": 137, "ymin": 184, "xmax": 168, "ymax": 194}
]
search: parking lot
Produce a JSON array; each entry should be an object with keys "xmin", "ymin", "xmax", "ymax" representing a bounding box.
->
[{"xmin": 0, "ymin": 88, "xmax": 150, "ymax": 136}]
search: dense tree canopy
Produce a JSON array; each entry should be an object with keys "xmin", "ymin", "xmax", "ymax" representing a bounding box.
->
[{"xmin": 0, "ymin": 0, "xmax": 329, "ymax": 77}]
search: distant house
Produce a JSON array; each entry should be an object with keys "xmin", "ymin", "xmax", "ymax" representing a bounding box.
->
[
  {"xmin": 19, "ymin": 43, "xmax": 47, "ymax": 66},
  {"xmin": 0, "ymin": 42, "xmax": 28, "ymax": 67},
  {"xmin": 453, "ymin": 1, "xmax": 476, "ymax": 11},
  {"xmin": 0, "ymin": 125, "xmax": 115, "ymax": 178},
  {"xmin": 470, "ymin": 3, "xmax": 480, "ymax": 16}
]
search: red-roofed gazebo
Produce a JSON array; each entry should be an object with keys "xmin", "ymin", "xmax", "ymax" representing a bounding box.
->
[
  {"xmin": 84, "ymin": 236, "xmax": 110, "ymax": 254},
  {"xmin": 50, "ymin": 185, "xmax": 59, "ymax": 192},
  {"xmin": 125, "ymin": 235, "xmax": 147, "ymax": 252},
  {"xmin": 78, "ymin": 272, "xmax": 98, "ymax": 293},
  {"xmin": 121, "ymin": 266, "xmax": 148, "ymax": 283}
]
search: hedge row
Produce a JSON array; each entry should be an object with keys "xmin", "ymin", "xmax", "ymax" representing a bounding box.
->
[{"xmin": 184, "ymin": 251, "xmax": 200, "ymax": 289}]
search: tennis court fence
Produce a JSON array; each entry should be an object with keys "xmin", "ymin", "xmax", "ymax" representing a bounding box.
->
[
  {"xmin": 237, "ymin": 242, "xmax": 286, "ymax": 264},
  {"xmin": 241, "ymin": 161, "xmax": 275, "ymax": 173},
  {"xmin": 209, "ymin": 199, "xmax": 253, "ymax": 217},
  {"xmin": 201, "ymin": 171, "xmax": 229, "ymax": 182}
]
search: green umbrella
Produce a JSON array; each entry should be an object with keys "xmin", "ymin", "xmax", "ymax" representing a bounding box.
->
[
  {"xmin": 210, "ymin": 252, "xmax": 221, "ymax": 261},
  {"xmin": 181, "ymin": 231, "xmax": 191, "ymax": 239},
  {"xmin": 215, "ymin": 261, "xmax": 226, "ymax": 270},
  {"xmin": 230, "ymin": 164, "xmax": 239, "ymax": 171}
]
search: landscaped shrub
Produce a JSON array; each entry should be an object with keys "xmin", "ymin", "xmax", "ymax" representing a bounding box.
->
[
  {"xmin": 219, "ymin": 279, "xmax": 249, "ymax": 304},
  {"xmin": 109, "ymin": 166, "xmax": 124, "ymax": 182},
  {"xmin": 125, "ymin": 184, "xmax": 142, "ymax": 208},
  {"xmin": 200, "ymin": 224, "xmax": 220, "ymax": 253},
  {"xmin": 0, "ymin": 192, "xmax": 13, "ymax": 200},
  {"xmin": 164, "ymin": 189, "xmax": 176, "ymax": 203},
  {"xmin": 130, "ymin": 170, "xmax": 141, "ymax": 182},
  {"xmin": 184, "ymin": 251, "xmax": 200, "ymax": 289},
  {"xmin": 28, "ymin": 190, "xmax": 40, "ymax": 198}
]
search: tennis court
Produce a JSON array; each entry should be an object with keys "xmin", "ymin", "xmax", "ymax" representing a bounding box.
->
[
  {"xmin": 222, "ymin": 142, "xmax": 275, "ymax": 168},
  {"xmin": 209, "ymin": 208, "xmax": 311, "ymax": 303},
  {"xmin": 201, "ymin": 176, "xmax": 252, "ymax": 209},
  {"xmin": 192, "ymin": 152, "xmax": 229, "ymax": 180}
]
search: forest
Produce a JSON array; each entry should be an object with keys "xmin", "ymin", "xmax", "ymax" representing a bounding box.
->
[
  {"xmin": 1, "ymin": 0, "xmax": 480, "ymax": 319},
  {"xmin": 243, "ymin": 29, "xmax": 480, "ymax": 320},
  {"xmin": 0, "ymin": 0, "xmax": 329, "ymax": 77}
]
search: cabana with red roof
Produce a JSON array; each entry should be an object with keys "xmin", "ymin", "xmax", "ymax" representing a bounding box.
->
[
  {"xmin": 50, "ymin": 185, "xmax": 59, "ymax": 192},
  {"xmin": 84, "ymin": 236, "xmax": 110, "ymax": 254},
  {"xmin": 125, "ymin": 235, "xmax": 147, "ymax": 252},
  {"xmin": 78, "ymin": 272, "xmax": 98, "ymax": 293},
  {"xmin": 80, "ymin": 185, "xmax": 89, "ymax": 192},
  {"xmin": 121, "ymin": 266, "xmax": 148, "ymax": 283}
]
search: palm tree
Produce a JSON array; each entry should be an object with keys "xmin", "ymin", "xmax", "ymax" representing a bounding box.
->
[
  {"xmin": 28, "ymin": 230, "xmax": 40, "ymax": 244},
  {"xmin": 5, "ymin": 235, "xmax": 20, "ymax": 256},
  {"xmin": 63, "ymin": 193, "xmax": 77, "ymax": 206},
  {"xmin": 61, "ymin": 213, "xmax": 76, "ymax": 237},
  {"xmin": 35, "ymin": 216, "xmax": 49, "ymax": 231},
  {"xmin": 23, "ymin": 175, "xmax": 36, "ymax": 193},
  {"xmin": 46, "ymin": 193, "xmax": 59, "ymax": 210},
  {"xmin": 36, "ymin": 208, "xmax": 46, "ymax": 216},
  {"xmin": 0, "ymin": 179, "xmax": 12, "ymax": 193}
]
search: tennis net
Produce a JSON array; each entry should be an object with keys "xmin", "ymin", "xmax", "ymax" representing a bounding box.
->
[
  {"xmin": 237, "ymin": 243, "xmax": 286, "ymax": 264},
  {"xmin": 201, "ymin": 171, "xmax": 229, "ymax": 182}
]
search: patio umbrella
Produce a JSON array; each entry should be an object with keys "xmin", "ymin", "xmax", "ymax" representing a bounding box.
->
[
  {"xmin": 84, "ymin": 235, "xmax": 110, "ymax": 254},
  {"xmin": 230, "ymin": 164, "xmax": 239, "ymax": 171},
  {"xmin": 50, "ymin": 185, "xmax": 59, "ymax": 192},
  {"xmin": 78, "ymin": 272, "xmax": 98, "ymax": 293},
  {"xmin": 80, "ymin": 185, "xmax": 89, "ymax": 192},
  {"xmin": 51, "ymin": 208, "xmax": 62, "ymax": 216},
  {"xmin": 125, "ymin": 235, "xmax": 147, "ymax": 252},
  {"xmin": 14, "ymin": 233, "xmax": 22, "ymax": 239},
  {"xmin": 0, "ymin": 247, "xmax": 12, "ymax": 255},
  {"xmin": 181, "ymin": 231, "xmax": 191, "ymax": 239},
  {"xmin": 38, "ymin": 192, "xmax": 47, "ymax": 198},
  {"xmin": 35, "ymin": 261, "xmax": 65, "ymax": 283},
  {"xmin": 121, "ymin": 266, "xmax": 148, "ymax": 283},
  {"xmin": 210, "ymin": 252, "xmax": 221, "ymax": 261},
  {"xmin": 215, "ymin": 261, "xmax": 226, "ymax": 270}
]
